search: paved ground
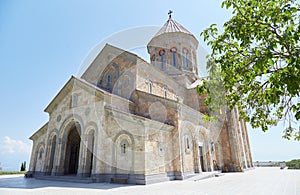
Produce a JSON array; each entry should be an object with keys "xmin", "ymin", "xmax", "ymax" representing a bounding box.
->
[{"xmin": 0, "ymin": 167, "xmax": 299, "ymax": 195}]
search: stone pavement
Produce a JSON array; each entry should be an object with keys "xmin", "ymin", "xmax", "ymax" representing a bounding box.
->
[{"xmin": 0, "ymin": 167, "xmax": 299, "ymax": 195}]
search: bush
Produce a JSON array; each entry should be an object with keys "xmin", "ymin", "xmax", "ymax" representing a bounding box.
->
[
  {"xmin": 0, "ymin": 171, "xmax": 26, "ymax": 175},
  {"xmin": 286, "ymin": 159, "xmax": 300, "ymax": 169}
]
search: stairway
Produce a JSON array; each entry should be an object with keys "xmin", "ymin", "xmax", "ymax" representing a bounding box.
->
[{"xmin": 35, "ymin": 175, "xmax": 94, "ymax": 183}]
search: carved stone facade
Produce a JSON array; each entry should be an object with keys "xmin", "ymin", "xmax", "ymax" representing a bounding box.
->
[{"xmin": 28, "ymin": 15, "xmax": 253, "ymax": 184}]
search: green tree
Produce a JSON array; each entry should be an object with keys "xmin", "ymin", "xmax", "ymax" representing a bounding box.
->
[
  {"xmin": 23, "ymin": 161, "xmax": 26, "ymax": 171},
  {"xmin": 286, "ymin": 159, "xmax": 300, "ymax": 169},
  {"xmin": 20, "ymin": 162, "xmax": 24, "ymax": 171},
  {"xmin": 197, "ymin": 58, "xmax": 227, "ymax": 120},
  {"xmin": 20, "ymin": 161, "xmax": 26, "ymax": 171},
  {"xmin": 200, "ymin": 0, "xmax": 300, "ymax": 140}
]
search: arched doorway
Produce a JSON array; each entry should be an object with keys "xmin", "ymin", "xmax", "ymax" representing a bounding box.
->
[
  {"xmin": 198, "ymin": 145, "xmax": 205, "ymax": 172},
  {"xmin": 64, "ymin": 124, "xmax": 81, "ymax": 175}
]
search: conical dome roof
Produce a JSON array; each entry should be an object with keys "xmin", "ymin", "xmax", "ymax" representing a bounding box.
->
[{"xmin": 154, "ymin": 17, "xmax": 193, "ymax": 37}]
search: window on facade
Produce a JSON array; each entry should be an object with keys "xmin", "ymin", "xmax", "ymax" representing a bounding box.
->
[
  {"xmin": 39, "ymin": 149, "xmax": 43, "ymax": 159},
  {"xmin": 151, "ymin": 54, "xmax": 156, "ymax": 64},
  {"xmin": 159, "ymin": 49, "xmax": 165, "ymax": 70},
  {"xmin": 107, "ymin": 75, "xmax": 111, "ymax": 89},
  {"xmin": 211, "ymin": 141, "xmax": 214, "ymax": 152},
  {"xmin": 148, "ymin": 82, "xmax": 153, "ymax": 94},
  {"xmin": 183, "ymin": 48, "xmax": 189, "ymax": 68},
  {"xmin": 163, "ymin": 87, "xmax": 167, "ymax": 98},
  {"xmin": 186, "ymin": 137, "xmax": 190, "ymax": 150},
  {"xmin": 170, "ymin": 47, "xmax": 177, "ymax": 67},
  {"xmin": 121, "ymin": 143, "xmax": 126, "ymax": 154},
  {"xmin": 70, "ymin": 93, "xmax": 78, "ymax": 107},
  {"xmin": 120, "ymin": 139, "xmax": 129, "ymax": 154}
]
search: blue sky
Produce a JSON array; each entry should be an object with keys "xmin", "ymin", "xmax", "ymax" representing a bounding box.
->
[{"xmin": 0, "ymin": 0, "xmax": 299, "ymax": 171}]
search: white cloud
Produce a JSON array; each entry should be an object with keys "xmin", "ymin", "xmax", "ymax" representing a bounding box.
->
[{"xmin": 1, "ymin": 136, "xmax": 31, "ymax": 154}]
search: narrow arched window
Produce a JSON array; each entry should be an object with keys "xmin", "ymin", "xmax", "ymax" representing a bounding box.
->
[
  {"xmin": 148, "ymin": 82, "xmax": 152, "ymax": 94},
  {"xmin": 183, "ymin": 48, "xmax": 189, "ymax": 68},
  {"xmin": 122, "ymin": 143, "xmax": 126, "ymax": 153},
  {"xmin": 163, "ymin": 87, "xmax": 167, "ymax": 98},
  {"xmin": 170, "ymin": 47, "xmax": 177, "ymax": 67},
  {"xmin": 186, "ymin": 137, "xmax": 190, "ymax": 149},
  {"xmin": 70, "ymin": 93, "xmax": 78, "ymax": 107},
  {"xmin": 120, "ymin": 139, "xmax": 129, "ymax": 154},
  {"xmin": 159, "ymin": 49, "xmax": 165, "ymax": 70},
  {"xmin": 151, "ymin": 54, "xmax": 156, "ymax": 66},
  {"xmin": 39, "ymin": 149, "xmax": 43, "ymax": 159},
  {"xmin": 107, "ymin": 75, "xmax": 111, "ymax": 89}
]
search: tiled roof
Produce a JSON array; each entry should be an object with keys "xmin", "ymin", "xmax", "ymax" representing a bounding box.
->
[{"xmin": 155, "ymin": 18, "xmax": 193, "ymax": 37}]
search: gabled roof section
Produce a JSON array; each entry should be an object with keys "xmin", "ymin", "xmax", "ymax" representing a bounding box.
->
[
  {"xmin": 44, "ymin": 76, "xmax": 104, "ymax": 114},
  {"xmin": 154, "ymin": 17, "xmax": 193, "ymax": 37},
  {"xmin": 44, "ymin": 76, "xmax": 75, "ymax": 113},
  {"xmin": 80, "ymin": 43, "xmax": 139, "ymax": 83},
  {"xmin": 29, "ymin": 122, "xmax": 48, "ymax": 140}
]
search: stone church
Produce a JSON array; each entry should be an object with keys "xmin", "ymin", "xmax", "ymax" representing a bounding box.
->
[{"xmin": 28, "ymin": 14, "xmax": 253, "ymax": 184}]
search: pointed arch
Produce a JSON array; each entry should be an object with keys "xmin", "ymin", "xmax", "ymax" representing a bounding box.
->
[
  {"xmin": 57, "ymin": 114, "xmax": 84, "ymax": 175},
  {"xmin": 33, "ymin": 142, "xmax": 45, "ymax": 173},
  {"xmin": 46, "ymin": 132, "xmax": 58, "ymax": 175},
  {"xmin": 97, "ymin": 62, "xmax": 119, "ymax": 92}
]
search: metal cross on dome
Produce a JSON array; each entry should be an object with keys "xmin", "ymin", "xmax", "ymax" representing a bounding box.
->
[{"xmin": 168, "ymin": 10, "xmax": 173, "ymax": 19}]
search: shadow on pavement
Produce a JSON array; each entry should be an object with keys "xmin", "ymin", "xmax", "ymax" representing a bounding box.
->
[{"xmin": 0, "ymin": 175, "xmax": 133, "ymax": 190}]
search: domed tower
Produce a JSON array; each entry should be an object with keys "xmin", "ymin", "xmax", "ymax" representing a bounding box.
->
[{"xmin": 147, "ymin": 11, "xmax": 199, "ymax": 81}]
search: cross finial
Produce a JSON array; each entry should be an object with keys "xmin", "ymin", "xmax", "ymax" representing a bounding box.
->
[{"xmin": 168, "ymin": 10, "xmax": 173, "ymax": 19}]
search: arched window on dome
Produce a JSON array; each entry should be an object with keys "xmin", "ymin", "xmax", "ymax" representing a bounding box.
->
[
  {"xmin": 159, "ymin": 49, "xmax": 165, "ymax": 70},
  {"xmin": 170, "ymin": 47, "xmax": 177, "ymax": 67},
  {"xmin": 183, "ymin": 48, "xmax": 189, "ymax": 68},
  {"xmin": 107, "ymin": 75, "xmax": 111, "ymax": 89},
  {"xmin": 151, "ymin": 54, "xmax": 156, "ymax": 66}
]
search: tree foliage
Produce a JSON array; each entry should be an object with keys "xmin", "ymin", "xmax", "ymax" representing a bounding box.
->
[
  {"xmin": 200, "ymin": 0, "xmax": 300, "ymax": 140},
  {"xmin": 197, "ymin": 58, "xmax": 227, "ymax": 118},
  {"xmin": 20, "ymin": 162, "xmax": 24, "ymax": 172},
  {"xmin": 20, "ymin": 161, "xmax": 26, "ymax": 172},
  {"xmin": 286, "ymin": 159, "xmax": 300, "ymax": 169}
]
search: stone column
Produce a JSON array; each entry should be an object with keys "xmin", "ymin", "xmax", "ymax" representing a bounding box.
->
[
  {"xmin": 235, "ymin": 108, "xmax": 248, "ymax": 169},
  {"xmin": 77, "ymin": 134, "xmax": 86, "ymax": 177},
  {"xmin": 241, "ymin": 120, "xmax": 253, "ymax": 167},
  {"xmin": 90, "ymin": 133, "xmax": 97, "ymax": 176},
  {"xmin": 232, "ymin": 108, "xmax": 244, "ymax": 170},
  {"xmin": 176, "ymin": 120, "xmax": 184, "ymax": 180},
  {"xmin": 43, "ymin": 138, "xmax": 51, "ymax": 175},
  {"xmin": 226, "ymin": 109, "xmax": 240, "ymax": 171},
  {"xmin": 28, "ymin": 142, "xmax": 37, "ymax": 173},
  {"xmin": 55, "ymin": 137, "xmax": 65, "ymax": 175},
  {"xmin": 209, "ymin": 145, "xmax": 214, "ymax": 172}
]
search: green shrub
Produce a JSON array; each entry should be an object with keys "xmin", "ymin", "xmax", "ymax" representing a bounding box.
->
[{"xmin": 286, "ymin": 159, "xmax": 300, "ymax": 169}]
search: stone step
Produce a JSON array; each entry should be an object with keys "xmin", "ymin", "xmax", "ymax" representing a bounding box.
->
[
  {"xmin": 187, "ymin": 171, "xmax": 219, "ymax": 181},
  {"xmin": 184, "ymin": 174, "xmax": 197, "ymax": 179},
  {"xmin": 35, "ymin": 175, "xmax": 94, "ymax": 184},
  {"xmin": 215, "ymin": 173, "xmax": 225, "ymax": 177},
  {"xmin": 111, "ymin": 177, "xmax": 128, "ymax": 184}
]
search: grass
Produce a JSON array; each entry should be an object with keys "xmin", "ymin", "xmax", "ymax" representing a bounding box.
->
[{"xmin": 0, "ymin": 171, "xmax": 26, "ymax": 175}]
